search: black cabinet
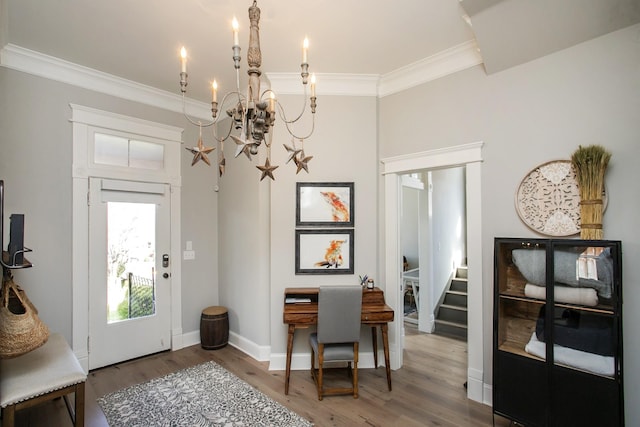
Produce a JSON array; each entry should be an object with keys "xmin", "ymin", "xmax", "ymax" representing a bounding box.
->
[{"xmin": 493, "ymin": 238, "xmax": 623, "ymax": 427}]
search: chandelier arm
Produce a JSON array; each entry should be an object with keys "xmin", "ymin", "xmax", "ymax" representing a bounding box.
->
[
  {"xmin": 181, "ymin": 94, "xmax": 216, "ymax": 128},
  {"xmin": 271, "ymin": 88, "xmax": 310, "ymax": 125},
  {"xmin": 280, "ymin": 111, "xmax": 315, "ymax": 141},
  {"xmin": 211, "ymin": 113, "xmax": 235, "ymax": 143}
]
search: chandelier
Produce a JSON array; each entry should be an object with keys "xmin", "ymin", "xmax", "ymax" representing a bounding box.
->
[{"xmin": 179, "ymin": 0, "xmax": 317, "ymax": 181}]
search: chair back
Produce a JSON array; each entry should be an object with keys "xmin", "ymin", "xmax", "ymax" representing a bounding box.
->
[{"xmin": 317, "ymin": 285, "xmax": 362, "ymax": 344}]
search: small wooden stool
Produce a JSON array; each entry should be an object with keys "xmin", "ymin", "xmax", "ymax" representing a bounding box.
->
[
  {"xmin": 200, "ymin": 306, "xmax": 229, "ymax": 350},
  {"xmin": 0, "ymin": 333, "xmax": 86, "ymax": 427}
]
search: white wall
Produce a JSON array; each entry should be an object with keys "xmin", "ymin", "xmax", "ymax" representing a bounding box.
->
[
  {"xmin": 266, "ymin": 93, "xmax": 379, "ymax": 368},
  {"xmin": 401, "ymin": 185, "xmax": 420, "ymax": 270},
  {"xmin": 428, "ymin": 167, "xmax": 466, "ymax": 314},
  {"xmin": 379, "ymin": 24, "xmax": 640, "ymax": 424}
]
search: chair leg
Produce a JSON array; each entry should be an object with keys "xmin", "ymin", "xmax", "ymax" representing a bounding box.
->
[
  {"xmin": 353, "ymin": 342, "xmax": 359, "ymax": 399},
  {"xmin": 310, "ymin": 347, "xmax": 315, "ymax": 378},
  {"xmin": 317, "ymin": 344, "xmax": 324, "ymax": 400}
]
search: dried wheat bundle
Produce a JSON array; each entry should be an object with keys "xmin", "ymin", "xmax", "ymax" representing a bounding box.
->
[{"xmin": 571, "ymin": 145, "xmax": 611, "ymax": 239}]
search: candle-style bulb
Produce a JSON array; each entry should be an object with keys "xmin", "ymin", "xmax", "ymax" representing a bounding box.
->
[
  {"xmin": 180, "ymin": 47, "xmax": 187, "ymax": 73},
  {"xmin": 310, "ymin": 73, "xmax": 316, "ymax": 97},
  {"xmin": 212, "ymin": 80, "xmax": 218, "ymax": 102},
  {"xmin": 269, "ymin": 91, "xmax": 275, "ymax": 113},
  {"xmin": 232, "ymin": 17, "xmax": 239, "ymax": 46},
  {"xmin": 302, "ymin": 37, "xmax": 309, "ymax": 64}
]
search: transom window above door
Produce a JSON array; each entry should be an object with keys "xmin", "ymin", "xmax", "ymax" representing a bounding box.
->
[{"xmin": 94, "ymin": 133, "xmax": 164, "ymax": 170}]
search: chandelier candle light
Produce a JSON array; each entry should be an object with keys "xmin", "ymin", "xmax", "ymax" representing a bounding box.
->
[{"xmin": 179, "ymin": 0, "xmax": 317, "ymax": 181}]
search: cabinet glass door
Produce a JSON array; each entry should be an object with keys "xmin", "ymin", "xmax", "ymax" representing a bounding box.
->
[
  {"xmin": 496, "ymin": 239, "xmax": 548, "ymax": 358},
  {"xmin": 548, "ymin": 242, "xmax": 617, "ymax": 378}
]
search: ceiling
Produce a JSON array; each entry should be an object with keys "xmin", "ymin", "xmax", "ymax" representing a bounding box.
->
[{"xmin": 2, "ymin": 0, "xmax": 639, "ymax": 102}]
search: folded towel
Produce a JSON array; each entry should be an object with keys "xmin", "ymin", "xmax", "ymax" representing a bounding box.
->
[
  {"xmin": 524, "ymin": 283, "xmax": 599, "ymax": 307},
  {"xmin": 524, "ymin": 332, "xmax": 614, "ymax": 377}
]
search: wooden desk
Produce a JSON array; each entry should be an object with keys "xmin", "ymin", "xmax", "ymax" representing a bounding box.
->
[{"xmin": 283, "ymin": 287, "xmax": 394, "ymax": 395}]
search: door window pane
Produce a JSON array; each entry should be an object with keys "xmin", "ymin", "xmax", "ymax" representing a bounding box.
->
[{"xmin": 107, "ymin": 202, "xmax": 156, "ymax": 323}]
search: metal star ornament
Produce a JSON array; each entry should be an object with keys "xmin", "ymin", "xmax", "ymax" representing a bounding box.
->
[
  {"xmin": 218, "ymin": 154, "xmax": 226, "ymax": 177},
  {"xmin": 256, "ymin": 157, "xmax": 279, "ymax": 181},
  {"xmin": 186, "ymin": 136, "xmax": 215, "ymax": 166},
  {"xmin": 231, "ymin": 134, "xmax": 253, "ymax": 160},
  {"xmin": 295, "ymin": 151, "xmax": 313, "ymax": 174},
  {"xmin": 283, "ymin": 143, "xmax": 302, "ymax": 164}
]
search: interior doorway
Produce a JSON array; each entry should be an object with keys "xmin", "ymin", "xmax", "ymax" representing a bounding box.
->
[
  {"xmin": 382, "ymin": 142, "xmax": 485, "ymax": 403},
  {"xmin": 400, "ymin": 167, "xmax": 467, "ymax": 337}
]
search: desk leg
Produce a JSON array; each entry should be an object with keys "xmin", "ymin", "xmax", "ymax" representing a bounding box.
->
[
  {"xmin": 381, "ymin": 323, "xmax": 392, "ymax": 391},
  {"xmin": 285, "ymin": 324, "xmax": 295, "ymax": 395},
  {"xmin": 3, "ymin": 405, "xmax": 15, "ymax": 427},
  {"xmin": 371, "ymin": 326, "xmax": 378, "ymax": 368}
]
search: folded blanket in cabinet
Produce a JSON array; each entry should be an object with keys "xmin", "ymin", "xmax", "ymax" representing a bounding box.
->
[
  {"xmin": 524, "ymin": 332, "xmax": 614, "ymax": 376},
  {"xmin": 524, "ymin": 283, "xmax": 599, "ymax": 307},
  {"xmin": 512, "ymin": 248, "xmax": 613, "ymax": 298},
  {"xmin": 535, "ymin": 306, "xmax": 614, "ymax": 356}
]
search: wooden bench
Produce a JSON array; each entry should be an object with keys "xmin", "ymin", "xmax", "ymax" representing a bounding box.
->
[{"xmin": 0, "ymin": 333, "xmax": 86, "ymax": 427}]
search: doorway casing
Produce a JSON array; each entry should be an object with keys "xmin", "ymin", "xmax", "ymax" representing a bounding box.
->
[
  {"xmin": 70, "ymin": 104, "xmax": 183, "ymax": 372},
  {"xmin": 381, "ymin": 141, "xmax": 486, "ymax": 403}
]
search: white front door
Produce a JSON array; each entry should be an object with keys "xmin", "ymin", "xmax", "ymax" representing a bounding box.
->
[{"xmin": 88, "ymin": 178, "xmax": 172, "ymax": 369}]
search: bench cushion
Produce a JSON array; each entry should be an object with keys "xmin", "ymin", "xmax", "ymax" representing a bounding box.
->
[{"xmin": 0, "ymin": 333, "xmax": 86, "ymax": 407}]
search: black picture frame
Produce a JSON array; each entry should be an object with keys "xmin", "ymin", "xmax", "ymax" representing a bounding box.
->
[
  {"xmin": 296, "ymin": 182, "xmax": 354, "ymax": 227},
  {"xmin": 295, "ymin": 229, "xmax": 354, "ymax": 275}
]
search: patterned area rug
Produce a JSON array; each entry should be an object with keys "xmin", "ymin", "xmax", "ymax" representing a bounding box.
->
[{"xmin": 97, "ymin": 360, "xmax": 313, "ymax": 427}]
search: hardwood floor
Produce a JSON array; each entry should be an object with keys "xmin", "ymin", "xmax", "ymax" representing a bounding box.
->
[{"xmin": 6, "ymin": 325, "xmax": 512, "ymax": 426}]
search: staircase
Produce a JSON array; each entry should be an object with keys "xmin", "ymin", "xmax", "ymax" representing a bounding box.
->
[{"xmin": 433, "ymin": 266, "xmax": 468, "ymax": 340}]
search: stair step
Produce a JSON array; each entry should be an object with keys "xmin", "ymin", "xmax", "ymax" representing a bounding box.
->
[
  {"xmin": 434, "ymin": 318, "xmax": 468, "ymax": 329},
  {"xmin": 434, "ymin": 319, "xmax": 467, "ymax": 340},
  {"xmin": 450, "ymin": 279, "xmax": 467, "ymax": 293},
  {"xmin": 456, "ymin": 266, "xmax": 468, "ymax": 279},
  {"xmin": 437, "ymin": 304, "xmax": 467, "ymax": 323},
  {"xmin": 443, "ymin": 291, "xmax": 467, "ymax": 307}
]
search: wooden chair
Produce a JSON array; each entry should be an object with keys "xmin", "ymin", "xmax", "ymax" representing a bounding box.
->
[{"xmin": 309, "ymin": 285, "xmax": 362, "ymax": 400}]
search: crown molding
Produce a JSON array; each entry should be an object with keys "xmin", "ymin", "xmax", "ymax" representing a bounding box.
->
[
  {"xmin": 266, "ymin": 72, "xmax": 380, "ymax": 97},
  {"xmin": 378, "ymin": 40, "xmax": 483, "ymax": 97},
  {"xmin": 1, "ymin": 40, "xmax": 484, "ymax": 108},
  {"xmin": 0, "ymin": 43, "xmax": 212, "ymax": 120}
]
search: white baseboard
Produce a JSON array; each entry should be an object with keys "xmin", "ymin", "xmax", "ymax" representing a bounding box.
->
[
  {"xmin": 179, "ymin": 329, "xmax": 271, "ymax": 362},
  {"xmin": 228, "ymin": 331, "xmax": 271, "ymax": 361},
  {"xmin": 180, "ymin": 330, "xmax": 200, "ymax": 348}
]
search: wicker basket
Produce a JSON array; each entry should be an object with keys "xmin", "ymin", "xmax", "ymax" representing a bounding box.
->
[{"xmin": 0, "ymin": 276, "xmax": 49, "ymax": 358}]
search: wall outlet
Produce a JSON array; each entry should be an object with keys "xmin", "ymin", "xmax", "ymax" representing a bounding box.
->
[{"xmin": 183, "ymin": 250, "xmax": 195, "ymax": 260}]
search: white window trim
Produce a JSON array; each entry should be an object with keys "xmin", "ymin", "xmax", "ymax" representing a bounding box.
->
[{"xmin": 70, "ymin": 104, "xmax": 183, "ymax": 371}]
